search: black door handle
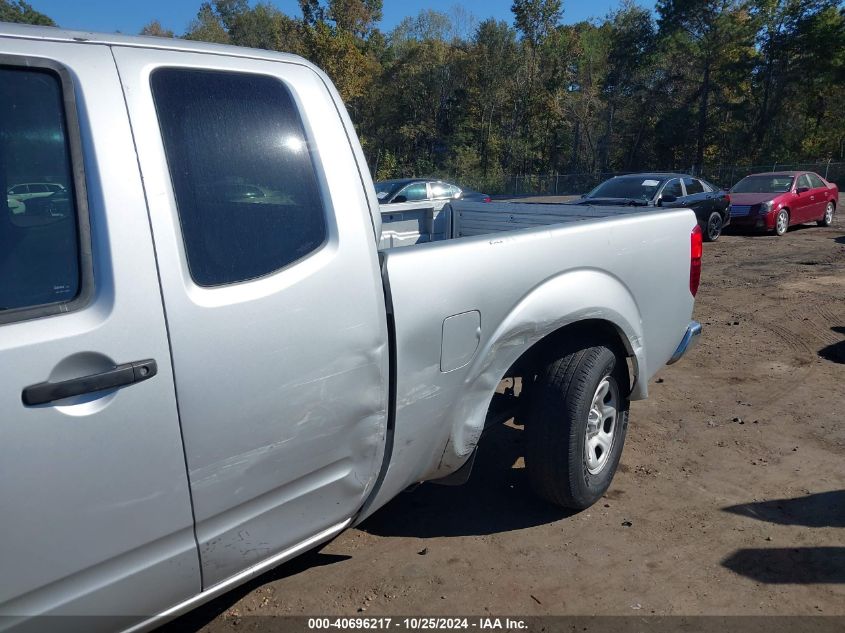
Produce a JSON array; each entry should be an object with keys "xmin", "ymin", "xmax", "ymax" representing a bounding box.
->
[{"xmin": 22, "ymin": 359, "xmax": 158, "ymax": 406}]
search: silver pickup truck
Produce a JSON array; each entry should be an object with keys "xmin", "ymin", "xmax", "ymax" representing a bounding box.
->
[{"xmin": 0, "ymin": 25, "xmax": 701, "ymax": 632}]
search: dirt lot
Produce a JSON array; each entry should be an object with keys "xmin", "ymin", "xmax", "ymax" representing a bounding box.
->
[{"xmin": 175, "ymin": 197, "xmax": 845, "ymax": 629}]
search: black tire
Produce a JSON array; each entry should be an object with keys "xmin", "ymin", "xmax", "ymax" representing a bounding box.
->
[
  {"xmin": 525, "ymin": 343, "xmax": 630, "ymax": 510},
  {"xmin": 704, "ymin": 211, "xmax": 723, "ymax": 242},
  {"xmin": 817, "ymin": 202, "xmax": 834, "ymax": 227},
  {"xmin": 774, "ymin": 209, "xmax": 789, "ymax": 236}
]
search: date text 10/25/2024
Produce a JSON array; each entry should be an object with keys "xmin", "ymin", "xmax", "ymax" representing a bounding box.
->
[{"xmin": 308, "ymin": 618, "xmax": 528, "ymax": 630}]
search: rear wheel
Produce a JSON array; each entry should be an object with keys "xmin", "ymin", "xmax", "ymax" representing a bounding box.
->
[
  {"xmin": 775, "ymin": 209, "xmax": 789, "ymax": 236},
  {"xmin": 525, "ymin": 343, "xmax": 629, "ymax": 509},
  {"xmin": 704, "ymin": 211, "xmax": 723, "ymax": 242},
  {"xmin": 818, "ymin": 202, "xmax": 834, "ymax": 227}
]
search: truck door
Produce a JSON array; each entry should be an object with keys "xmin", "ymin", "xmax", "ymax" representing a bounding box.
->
[
  {"xmin": 112, "ymin": 48, "xmax": 390, "ymax": 586},
  {"xmin": 0, "ymin": 41, "xmax": 199, "ymax": 623}
]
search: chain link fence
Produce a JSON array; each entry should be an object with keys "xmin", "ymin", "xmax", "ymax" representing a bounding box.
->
[{"xmin": 497, "ymin": 162, "xmax": 845, "ymax": 197}]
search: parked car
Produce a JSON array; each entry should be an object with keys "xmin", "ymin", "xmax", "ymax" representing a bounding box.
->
[
  {"xmin": 573, "ymin": 172, "xmax": 731, "ymax": 241},
  {"xmin": 728, "ymin": 171, "xmax": 838, "ymax": 236},
  {"xmin": 6, "ymin": 181, "xmax": 65, "ymax": 201},
  {"xmin": 1, "ymin": 24, "xmax": 701, "ymax": 631},
  {"xmin": 198, "ymin": 182, "xmax": 297, "ymax": 205},
  {"xmin": 376, "ymin": 178, "xmax": 491, "ymax": 204}
]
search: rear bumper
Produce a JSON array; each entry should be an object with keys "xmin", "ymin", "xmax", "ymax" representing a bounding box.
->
[{"xmin": 667, "ymin": 321, "xmax": 702, "ymax": 365}]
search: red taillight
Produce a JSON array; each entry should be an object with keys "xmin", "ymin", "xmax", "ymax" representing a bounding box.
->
[
  {"xmin": 690, "ymin": 224, "xmax": 703, "ymax": 297},
  {"xmin": 483, "ymin": 196, "xmax": 491, "ymax": 203},
  {"xmin": 725, "ymin": 193, "xmax": 731, "ymax": 204}
]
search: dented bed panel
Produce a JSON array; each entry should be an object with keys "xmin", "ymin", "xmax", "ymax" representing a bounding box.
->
[{"xmin": 362, "ymin": 208, "xmax": 696, "ymax": 520}]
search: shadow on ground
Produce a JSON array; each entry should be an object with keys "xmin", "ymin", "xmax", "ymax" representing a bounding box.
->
[
  {"xmin": 722, "ymin": 492, "xmax": 845, "ymax": 584},
  {"xmin": 724, "ymin": 222, "xmax": 825, "ymax": 237},
  {"xmin": 819, "ymin": 327, "xmax": 845, "ymax": 364},
  {"xmin": 160, "ymin": 552, "xmax": 350, "ymax": 632},
  {"xmin": 722, "ymin": 547, "xmax": 845, "ymax": 584},
  {"xmin": 361, "ymin": 422, "xmax": 575, "ymax": 538},
  {"xmin": 723, "ymin": 490, "xmax": 845, "ymax": 528}
]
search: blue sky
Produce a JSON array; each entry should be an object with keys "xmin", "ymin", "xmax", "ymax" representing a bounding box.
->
[{"xmin": 32, "ymin": 0, "xmax": 649, "ymax": 36}]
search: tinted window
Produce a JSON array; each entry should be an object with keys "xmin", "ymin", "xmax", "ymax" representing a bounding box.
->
[
  {"xmin": 588, "ymin": 176, "xmax": 665, "ymax": 201},
  {"xmin": 1, "ymin": 67, "xmax": 80, "ymax": 313},
  {"xmin": 375, "ymin": 180, "xmax": 405, "ymax": 201},
  {"xmin": 663, "ymin": 179, "xmax": 683, "ymax": 197},
  {"xmin": 400, "ymin": 182, "xmax": 427, "ymax": 201},
  {"xmin": 152, "ymin": 68, "xmax": 327, "ymax": 287},
  {"xmin": 683, "ymin": 178, "xmax": 704, "ymax": 195},
  {"xmin": 731, "ymin": 175, "xmax": 793, "ymax": 193},
  {"xmin": 806, "ymin": 173, "xmax": 825, "ymax": 188}
]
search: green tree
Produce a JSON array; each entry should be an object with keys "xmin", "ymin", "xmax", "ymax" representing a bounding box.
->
[
  {"xmin": 657, "ymin": 0, "xmax": 757, "ymax": 171},
  {"xmin": 300, "ymin": 0, "xmax": 382, "ymax": 36},
  {"xmin": 511, "ymin": 0, "xmax": 562, "ymax": 47},
  {"xmin": 184, "ymin": 3, "xmax": 230, "ymax": 43},
  {"xmin": 0, "ymin": 0, "xmax": 55, "ymax": 25},
  {"xmin": 140, "ymin": 20, "xmax": 175, "ymax": 37},
  {"xmin": 228, "ymin": 3, "xmax": 303, "ymax": 52},
  {"xmin": 510, "ymin": 0, "xmax": 563, "ymax": 175},
  {"xmin": 146, "ymin": 0, "xmax": 844, "ymax": 191}
]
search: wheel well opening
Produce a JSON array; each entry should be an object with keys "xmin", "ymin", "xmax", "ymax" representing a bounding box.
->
[
  {"xmin": 511, "ymin": 319, "xmax": 632, "ymax": 375},
  {"xmin": 483, "ymin": 319, "xmax": 635, "ymax": 430}
]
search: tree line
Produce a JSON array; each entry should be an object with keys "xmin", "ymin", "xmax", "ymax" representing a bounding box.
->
[{"xmin": 3, "ymin": 0, "xmax": 845, "ymax": 192}]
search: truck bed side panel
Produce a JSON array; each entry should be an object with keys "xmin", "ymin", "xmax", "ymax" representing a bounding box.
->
[{"xmin": 364, "ymin": 209, "xmax": 695, "ymax": 520}]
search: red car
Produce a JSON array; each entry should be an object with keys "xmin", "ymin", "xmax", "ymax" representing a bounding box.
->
[{"xmin": 728, "ymin": 171, "xmax": 838, "ymax": 236}]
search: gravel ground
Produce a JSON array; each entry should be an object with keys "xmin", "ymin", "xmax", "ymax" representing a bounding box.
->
[{"xmin": 169, "ymin": 196, "xmax": 845, "ymax": 630}]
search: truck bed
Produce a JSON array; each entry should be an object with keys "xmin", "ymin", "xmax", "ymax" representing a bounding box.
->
[
  {"xmin": 379, "ymin": 200, "xmax": 663, "ymax": 248},
  {"xmin": 371, "ymin": 199, "xmax": 697, "ymax": 514}
]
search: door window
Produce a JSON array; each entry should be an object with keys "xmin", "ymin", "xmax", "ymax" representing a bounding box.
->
[
  {"xmin": 797, "ymin": 174, "xmax": 812, "ymax": 190},
  {"xmin": 151, "ymin": 68, "xmax": 327, "ymax": 287},
  {"xmin": 1, "ymin": 66, "xmax": 83, "ymax": 317},
  {"xmin": 663, "ymin": 179, "xmax": 683, "ymax": 198},
  {"xmin": 683, "ymin": 178, "xmax": 704, "ymax": 195},
  {"xmin": 399, "ymin": 182, "xmax": 428, "ymax": 201},
  {"xmin": 806, "ymin": 173, "xmax": 825, "ymax": 189}
]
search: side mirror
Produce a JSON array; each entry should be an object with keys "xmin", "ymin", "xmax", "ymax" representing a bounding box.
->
[
  {"xmin": 580, "ymin": 193, "xmax": 587, "ymax": 198},
  {"xmin": 393, "ymin": 195, "xmax": 407, "ymax": 203},
  {"xmin": 660, "ymin": 194, "xmax": 677, "ymax": 204},
  {"xmin": 796, "ymin": 187, "xmax": 809, "ymax": 194}
]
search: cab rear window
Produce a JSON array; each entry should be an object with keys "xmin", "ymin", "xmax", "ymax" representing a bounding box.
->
[{"xmin": 151, "ymin": 68, "xmax": 327, "ymax": 287}]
